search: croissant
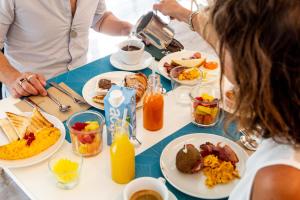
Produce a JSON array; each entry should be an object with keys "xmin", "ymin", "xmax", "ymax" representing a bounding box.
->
[{"xmin": 124, "ymin": 73, "xmax": 148, "ymax": 103}]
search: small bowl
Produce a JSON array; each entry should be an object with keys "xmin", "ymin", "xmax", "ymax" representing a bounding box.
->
[
  {"xmin": 190, "ymin": 85, "xmax": 220, "ymax": 127},
  {"xmin": 67, "ymin": 111, "xmax": 105, "ymax": 157},
  {"xmin": 48, "ymin": 153, "xmax": 83, "ymax": 190}
]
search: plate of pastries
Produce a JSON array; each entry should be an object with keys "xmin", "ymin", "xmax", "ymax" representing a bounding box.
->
[
  {"xmin": 82, "ymin": 71, "xmax": 148, "ymax": 110},
  {"xmin": 0, "ymin": 108, "xmax": 66, "ymax": 168}
]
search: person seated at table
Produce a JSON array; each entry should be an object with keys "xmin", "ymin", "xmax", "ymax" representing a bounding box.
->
[
  {"xmin": 0, "ymin": 0, "xmax": 132, "ymax": 98},
  {"xmin": 155, "ymin": 0, "xmax": 300, "ymax": 200}
]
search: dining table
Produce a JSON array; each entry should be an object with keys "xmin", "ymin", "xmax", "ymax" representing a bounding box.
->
[{"xmin": 0, "ymin": 21, "xmax": 246, "ymax": 200}]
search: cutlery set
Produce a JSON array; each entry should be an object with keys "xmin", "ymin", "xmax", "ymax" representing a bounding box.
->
[{"xmin": 23, "ymin": 82, "xmax": 87, "ymax": 113}]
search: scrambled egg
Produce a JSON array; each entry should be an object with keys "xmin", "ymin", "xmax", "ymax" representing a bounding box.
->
[
  {"xmin": 203, "ymin": 155, "xmax": 240, "ymax": 188},
  {"xmin": 178, "ymin": 68, "xmax": 200, "ymax": 80},
  {"xmin": 0, "ymin": 127, "xmax": 61, "ymax": 160}
]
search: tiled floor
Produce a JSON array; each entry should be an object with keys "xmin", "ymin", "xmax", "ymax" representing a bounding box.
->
[{"xmin": 1, "ymin": 0, "xmax": 210, "ymax": 199}]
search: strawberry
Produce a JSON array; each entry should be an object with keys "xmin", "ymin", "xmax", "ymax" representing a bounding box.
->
[
  {"xmin": 72, "ymin": 122, "xmax": 88, "ymax": 131},
  {"xmin": 78, "ymin": 134, "xmax": 95, "ymax": 144}
]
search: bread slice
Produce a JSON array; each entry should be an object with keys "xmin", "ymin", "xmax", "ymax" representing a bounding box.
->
[
  {"xmin": 171, "ymin": 58, "xmax": 205, "ymax": 68},
  {"xmin": 0, "ymin": 119, "xmax": 19, "ymax": 142},
  {"xmin": 5, "ymin": 112, "xmax": 30, "ymax": 139},
  {"xmin": 26, "ymin": 108, "xmax": 54, "ymax": 133}
]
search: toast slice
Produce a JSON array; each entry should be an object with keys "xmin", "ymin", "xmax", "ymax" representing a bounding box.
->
[
  {"xmin": 0, "ymin": 119, "xmax": 19, "ymax": 142},
  {"xmin": 27, "ymin": 108, "xmax": 54, "ymax": 133},
  {"xmin": 5, "ymin": 112, "xmax": 30, "ymax": 139}
]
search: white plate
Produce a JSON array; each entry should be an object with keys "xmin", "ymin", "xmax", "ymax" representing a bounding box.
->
[
  {"xmin": 157, "ymin": 50, "xmax": 220, "ymax": 84},
  {"xmin": 0, "ymin": 112, "xmax": 66, "ymax": 168},
  {"xmin": 82, "ymin": 71, "xmax": 144, "ymax": 110},
  {"xmin": 160, "ymin": 133, "xmax": 248, "ymax": 199},
  {"xmin": 110, "ymin": 51, "xmax": 153, "ymax": 71}
]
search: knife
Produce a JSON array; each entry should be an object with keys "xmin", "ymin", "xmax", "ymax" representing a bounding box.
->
[{"xmin": 22, "ymin": 97, "xmax": 47, "ymax": 113}]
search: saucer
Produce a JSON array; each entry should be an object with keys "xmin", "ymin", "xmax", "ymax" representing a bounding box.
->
[{"xmin": 110, "ymin": 51, "xmax": 153, "ymax": 71}]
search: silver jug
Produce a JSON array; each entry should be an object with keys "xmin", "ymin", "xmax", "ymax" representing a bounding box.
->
[{"xmin": 135, "ymin": 12, "xmax": 184, "ymax": 52}]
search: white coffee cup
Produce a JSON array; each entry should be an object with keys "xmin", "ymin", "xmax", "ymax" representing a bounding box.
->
[
  {"xmin": 118, "ymin": 39, "xmax": 145, "ymax": 65},
  {"xmin": 123, "ymin": 177, "xmax": 169, "ymax": 200}
]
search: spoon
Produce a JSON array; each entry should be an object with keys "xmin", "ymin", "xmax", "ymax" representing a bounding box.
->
[{"xmin": 47, "ymin": 93, "xmax": 71, "ymax": 112}]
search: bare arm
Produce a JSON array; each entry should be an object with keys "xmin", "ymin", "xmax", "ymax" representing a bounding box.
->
[
  {"xmin": 93, "ymin": 12, "xmax": 132, "ymax": 36},
  {"xmin": 251, "ymin": 165, "xmax": 300, "ymax": 200}
]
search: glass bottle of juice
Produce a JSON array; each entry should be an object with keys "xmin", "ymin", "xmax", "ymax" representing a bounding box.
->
[
  {"xmin": 110, "ymin": 121, "xmax": 135, "ymax": 184},
  {"xmin": 143, "ymin": 74, "xmax": 164, "ymax": 131}
]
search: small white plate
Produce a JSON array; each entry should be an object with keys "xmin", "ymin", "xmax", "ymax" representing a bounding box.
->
[
  {"xmin": 110, "ymin": 51, "xmax": 153, "ymax": 71},
  {"xmin": 82, "ymin": 71, "xmax": 144, "ymax": 110},
  {"xmin": 157, "ymin": 50, "xmax": 220, "ymax": 84},
  {"xmin": 0, "ymin": 112, "xmax": 66, "ymax": 168},
  {"xmin": 160, "ymin": 133, "xmax": 248, "ymax": 199}
]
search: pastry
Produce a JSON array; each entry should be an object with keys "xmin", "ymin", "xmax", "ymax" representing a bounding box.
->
[{"xmin": 124, "ymin": 73, "xmax": 148, "ymax": 102}]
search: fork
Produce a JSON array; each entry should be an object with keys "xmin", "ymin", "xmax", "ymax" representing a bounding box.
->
[{"xmin": 50, "ymin": 82, "xmax": 87, "ymax": 105}]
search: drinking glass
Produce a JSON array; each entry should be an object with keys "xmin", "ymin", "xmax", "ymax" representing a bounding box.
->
[
  {"xmin": 48, "ymin": 153, "xmax": 83, "ymax": 190},
  {"xmin": 67, "ymin": 111, "xmax": 105, "ymax": 157},
  {"xmin": 170, "ymin": 66, "xmax": 202, "ymax": 105}
]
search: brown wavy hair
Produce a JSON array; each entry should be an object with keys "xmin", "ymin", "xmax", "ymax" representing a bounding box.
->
[{"xmin": 211, "ymin": 0, "xmax": 300, "ymax": 144}]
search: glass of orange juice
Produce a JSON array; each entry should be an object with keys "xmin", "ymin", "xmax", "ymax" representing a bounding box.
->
[{"xmin": 110, "ymin": 120, "xmax": 135, "ymax": 184}]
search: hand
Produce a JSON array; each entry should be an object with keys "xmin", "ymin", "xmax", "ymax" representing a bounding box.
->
[
  {"xmin": 7, "ymin": 72, "xmax": 47, "ymax": 98},
  {"xmin": 153, "ymin": 0, "xmax": 191, "ymax": 23},
  {"xmin": 120, "ymin": 22, "xmax": 133, "ymax": 36}
]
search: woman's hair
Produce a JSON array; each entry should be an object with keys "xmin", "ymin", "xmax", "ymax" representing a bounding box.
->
[{"xmin": 211, "ymin": 0, "xmax": 300, "ymax": 144}]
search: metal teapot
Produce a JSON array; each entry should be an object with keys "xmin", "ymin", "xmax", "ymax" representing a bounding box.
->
[{"xmin": 135, "ymin": 11, "xmax": 184, "ymax": 53}]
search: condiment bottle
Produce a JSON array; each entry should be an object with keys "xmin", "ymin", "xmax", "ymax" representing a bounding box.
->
[
  {"xmin": 143, "ymin": 74, "xmax": 164, "ymax": 131},
  {"xmin": 110, "ymin": 120, "xmax": 135, "ymax": 184}
]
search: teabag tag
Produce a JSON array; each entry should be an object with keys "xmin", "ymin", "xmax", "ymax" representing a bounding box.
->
[{"xmin": 104, "ymin": 85, "xmax": 136, "ymax": 145}]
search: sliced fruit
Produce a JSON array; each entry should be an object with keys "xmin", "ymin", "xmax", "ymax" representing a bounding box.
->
[
  {"xmin": 204, "ymin": 61, "xmax": 218, "ymax": 70},
  {"xmin": 171, "ymin": 58, "xmax": 205, "ymax": 68},
  {"xmin": 196, "ymin": 105, "xmax": 212, "ymax": 115}
]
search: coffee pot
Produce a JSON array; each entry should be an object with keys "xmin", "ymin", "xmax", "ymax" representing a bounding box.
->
[{"xmin": 135, "ymin": 12, "xmax": 184, "ymax": 53}]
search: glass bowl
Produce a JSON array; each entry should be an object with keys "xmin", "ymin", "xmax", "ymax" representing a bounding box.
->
[
  {"xmin": 190, "ymin": 85, "xmax": 220, "ymax": 127},
  {"xmin": 48, "ymin": 153, "xmax": 83, "ymax": 190},
  {"xmin": 67, "ymin": 111, "xmax": 105, "ymax": 157}
]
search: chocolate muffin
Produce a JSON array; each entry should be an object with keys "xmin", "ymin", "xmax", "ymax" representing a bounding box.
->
[{"xmin": 176, "ymin": 144, "xmax": 203, "ymax": 174}]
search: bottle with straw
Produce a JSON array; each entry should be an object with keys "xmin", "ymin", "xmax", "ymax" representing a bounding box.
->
[{"xmin": 143, "ymin": 67, "xmax": 164, "ymax": 131}]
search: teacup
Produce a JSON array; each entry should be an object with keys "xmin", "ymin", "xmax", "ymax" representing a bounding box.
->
[
  {"xmin": 123, "ymin": 177, "xmax": 169, "ymax": 200},
  {"xmin": 118, "ymin": 39, "xmax": 145, "ymax": 65}
]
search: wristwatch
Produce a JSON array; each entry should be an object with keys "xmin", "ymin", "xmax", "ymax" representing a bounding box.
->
[{"xmin": 188, "ymin": 10, "xmax": 200, "ymax": 31}]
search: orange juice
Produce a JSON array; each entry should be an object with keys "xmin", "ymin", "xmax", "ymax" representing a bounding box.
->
[
  {"xmin": 110, "ymin": 133, "xmax": 135, "ymax": 184},
  {"xmin": 143, "ymin": 92, "xmax": 164, "ymax": 131}
]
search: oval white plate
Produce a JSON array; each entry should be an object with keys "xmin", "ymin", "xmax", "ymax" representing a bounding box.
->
[
  {"xmin": 82, "ymin": 71, "xmax": 144, "ymax": 110},
  {"xmin": 110, "ymin": 51, "xmax": 153, "ymax": 71},
  {"xmin": 160, "ymin": 133, "xmax": 248, "ymax": 199},
  {"xmin": 0, "ymin": 112, "xmax": 66, "ymax": 168},
  {"xmin": 157, "ymin": 50, "xmax": 220, "ymax": 84}
]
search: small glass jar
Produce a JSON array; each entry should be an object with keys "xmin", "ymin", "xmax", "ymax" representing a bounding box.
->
[
  {"xmin": 67, "ymin": 111, "xmax": 105, "ymax": 157},
  {"xmin": 190, "ymin": 85, "xmax": 220, "ymax": 127}
]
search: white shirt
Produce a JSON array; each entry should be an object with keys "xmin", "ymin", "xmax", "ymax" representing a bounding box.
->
[
  {"xmin": 0, "ymin": 0, "xmax": 106, "ymax": 79},
  {"xmin": 229, "ymin": 138, "xmax": 300, "ymax": 200}
]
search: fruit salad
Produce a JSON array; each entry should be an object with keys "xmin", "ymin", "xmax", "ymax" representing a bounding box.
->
[
  {"xmin": 70, "ymin": 121, "xmax": 102, "ymax": 157},
  {"xmin": 192, "ymin": 93, "xmax": 219, "ymax": 126}
]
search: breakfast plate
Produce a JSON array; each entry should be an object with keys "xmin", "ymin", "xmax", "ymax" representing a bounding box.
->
[
  {"xmin": 160, "ymin": 133, "xmax": 248, "ymax": 199},
  {"xmin": 110, "ymin": 51, "xmax": 154, "ymax": 71},
  {"xmin": 82, "ymin": 71, "xmax": 145, "ymax": 110},
  {"xmin": 0, "ymin": 112, "xmax": 66, "ymax": 168},
  {"xmin": 157, "ymin": 50, "xmax": 220, "ymax": 84}
]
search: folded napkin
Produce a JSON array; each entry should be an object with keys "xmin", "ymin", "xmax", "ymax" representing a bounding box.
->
[{"xmin": 15, "ymin": 83, "xmax": 90, "ymax": 122}]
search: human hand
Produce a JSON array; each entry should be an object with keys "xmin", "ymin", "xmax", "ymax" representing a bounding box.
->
[
  {"xmin": 153, "ymin": 0, "xmax": 191, "ymax": 23},
  {"xmin": 7, "ymin": 72, "xmax": 47, "ymax": 98}
]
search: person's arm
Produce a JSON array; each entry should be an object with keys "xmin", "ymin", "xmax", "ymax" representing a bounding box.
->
[
  {"xmin": 251, "ymin": 165, "xmax": 300, "ymax": 200},
  {"xmin": 91, "ymin": 0, "xmax": 132, "ymax": 36},
  {"xmin": 153, "ymin": 0, "xmax": 219, "ymax": 51},
  {"xmin": 94, "ymin": 12, "xmax": 132, "ymax": 36}
]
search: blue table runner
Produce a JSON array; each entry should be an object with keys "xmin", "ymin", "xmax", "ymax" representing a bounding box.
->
[{"xmin": 48, "ymin": 55, "xmax": 238, "ymax": 200}]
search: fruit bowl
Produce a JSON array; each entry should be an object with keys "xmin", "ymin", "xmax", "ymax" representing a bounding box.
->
[
  {"xmin": 67, "ymin": 111, "xmax": 105, "ymax": 157},
  {"xmin": 190, "ymin": 85, "xmax": 220, "ymax": 127}
]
